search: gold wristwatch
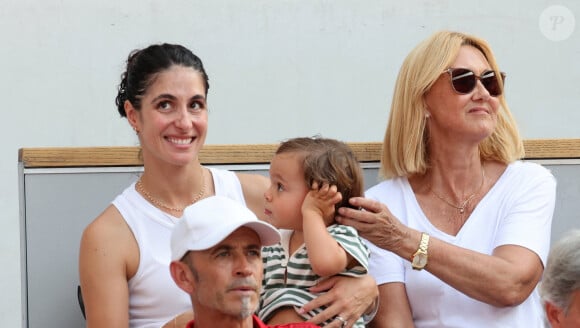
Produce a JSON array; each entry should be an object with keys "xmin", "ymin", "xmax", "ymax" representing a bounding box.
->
[{"xmin": 411, "ymin": 232, "xmax": 430, "ymax": 270}]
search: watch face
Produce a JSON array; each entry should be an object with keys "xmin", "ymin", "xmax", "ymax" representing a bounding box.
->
[{"xmin": 412, "ymin": 252, "xmax": 428, "ymax": 269}]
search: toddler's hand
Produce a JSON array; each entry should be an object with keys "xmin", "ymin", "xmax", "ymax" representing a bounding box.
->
[{"xmin": 302, "ymin": 182, "xmax": 342, "ymax": 223}]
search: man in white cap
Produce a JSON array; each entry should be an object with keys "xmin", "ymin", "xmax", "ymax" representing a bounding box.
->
[{"xmin": 169, "ymin": 196, "xmax": 320, "ymax": 328}]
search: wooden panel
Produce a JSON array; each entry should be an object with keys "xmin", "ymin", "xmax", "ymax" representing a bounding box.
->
[
  {"xmin": 523, "ymin": 139, "xmax": 580, "ymax": 159},
  {"xmin": 18, "ymin": 139, "xmax": 580, "ymax": 168}
]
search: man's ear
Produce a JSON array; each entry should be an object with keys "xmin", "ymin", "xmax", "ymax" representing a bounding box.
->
[
  {"xmin": 545, "ymin": 301, "xmax": 563, "ymax": 327},
  {"xmin": 124, "ymin": 100, "xmax": 140, "ymax": 132},
  {"xmin": 170, "ymin": 261, "xmax": 196, "ymax": 294}
]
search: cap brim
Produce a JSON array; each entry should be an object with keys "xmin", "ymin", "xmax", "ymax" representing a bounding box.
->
[
  {"xmin": 242, "ymin": 221, "xmax": 281, "ymax": 246},
  {"xmin": 188, "ymin": 220, "xmax": 280, "ymax": 252}
]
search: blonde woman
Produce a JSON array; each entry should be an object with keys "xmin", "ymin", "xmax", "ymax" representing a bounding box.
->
[{"xmin": 337, "ymin": 31, "xmax": 556, "ymax": 327}]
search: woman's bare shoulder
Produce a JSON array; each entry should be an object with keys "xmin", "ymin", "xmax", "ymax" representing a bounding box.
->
[
  {"xmin": 235, "ymin": 172, "xmax": 269, "ymax": 219},
  {"xmin": 79, "ymin": 205, "xmax": 136, "ymax": 326},
  {"xmin": 80, "ymin": 204, "xmax": 138, "ymax": 275},
  {"xmin": 235, "ymin": 172, "xmax": 269, "ymax": 198},
  {"xmin": 82, "ymin": 205, "xmax": 132, "ymax": 243},
  {"xmin": 235, "ymin": 172, "xmax": 269, "ymax": 184}
]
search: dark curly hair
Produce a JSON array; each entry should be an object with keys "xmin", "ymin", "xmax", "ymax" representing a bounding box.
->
[{"xmin": 115, "ymin": 43, "xmax": 209, "ymax": 117}]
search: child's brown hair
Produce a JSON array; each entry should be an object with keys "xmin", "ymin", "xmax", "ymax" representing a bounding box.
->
[{"xmin": 275, "ymin": 136, "xmax": 364, "ymax": 210}]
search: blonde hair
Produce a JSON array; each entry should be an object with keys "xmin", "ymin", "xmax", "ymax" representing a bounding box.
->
[{"xmin": 380, "ymin": 30, "xmax": 524, "ymax": 179}]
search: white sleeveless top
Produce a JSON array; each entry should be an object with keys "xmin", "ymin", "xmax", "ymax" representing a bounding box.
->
[{"xmin": 112, "ymin": 167, "xmax": 246, "ymax": 328}]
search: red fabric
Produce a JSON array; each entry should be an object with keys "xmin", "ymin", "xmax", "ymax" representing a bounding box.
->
[
  {"xmin": 271, "ymin": 323, "xmax": 320, "ymax": 328},
  {"xmin": 185, "ymin": 314, "xmax": 319, "ymax": 327}
]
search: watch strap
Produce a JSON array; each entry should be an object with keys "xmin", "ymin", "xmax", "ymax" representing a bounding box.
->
[{"xmin": 411, "ymin": 232, "xmax": 430, "ymax": 270}]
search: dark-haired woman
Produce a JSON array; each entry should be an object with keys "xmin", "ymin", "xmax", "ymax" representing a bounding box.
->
[{"xmin": 79, "ymin": 43, "xmax": 377, "ymax": 328}]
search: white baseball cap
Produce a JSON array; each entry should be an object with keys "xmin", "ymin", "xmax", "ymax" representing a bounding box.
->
[{"xmin": 170, "ymin": 195, "xmax": 281, "ymax": 261}]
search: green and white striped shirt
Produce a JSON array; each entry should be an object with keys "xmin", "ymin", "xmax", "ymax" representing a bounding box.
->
[{"xmin": 259, "ymin": 224, "xmax": 369, "ymax": 327}]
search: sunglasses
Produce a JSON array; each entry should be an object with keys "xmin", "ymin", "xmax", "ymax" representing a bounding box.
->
[{"xmin": 444, "ymin": 68, "xmax": 506, "ymax": 97}]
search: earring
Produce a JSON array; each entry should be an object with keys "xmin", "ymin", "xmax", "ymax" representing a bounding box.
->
[
  {"xmin": 133, "ymin": 126, "xmax": 139, "ymax": 134},
  {"xmin": 425, "ymin": 112, "xmax": 431, "ymax": 118}
]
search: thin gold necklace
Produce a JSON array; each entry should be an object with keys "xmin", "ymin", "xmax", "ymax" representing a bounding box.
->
[
  {"xmin": 136, "ymin": 167, "xmax": 206, "ymax": 212},
  {"xmin": 430, "ymin": 166, "xmax": 485, "ymax": 214}
]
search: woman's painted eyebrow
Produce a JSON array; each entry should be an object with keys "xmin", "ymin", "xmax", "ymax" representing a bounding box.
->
[
  {"xmin": 150, "ymin": 93, "xmax": 206, "ymax": 105},
  {"xmin": 191, "ymin": 95, "xmax": 207, "ymax": 104},
  {"xmin": 150, "ymin": 94, "xmax": 177, "ymax": 104}
]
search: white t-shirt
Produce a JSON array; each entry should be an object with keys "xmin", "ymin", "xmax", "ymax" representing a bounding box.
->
[{"xmin": 365, "ymin": 161, "xmax": 556, "ymax": 327}]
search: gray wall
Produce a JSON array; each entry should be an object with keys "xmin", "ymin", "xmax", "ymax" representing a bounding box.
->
[{"xmin": 2, "ymin": 1, "xmax": 579, "ymax": 326}]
